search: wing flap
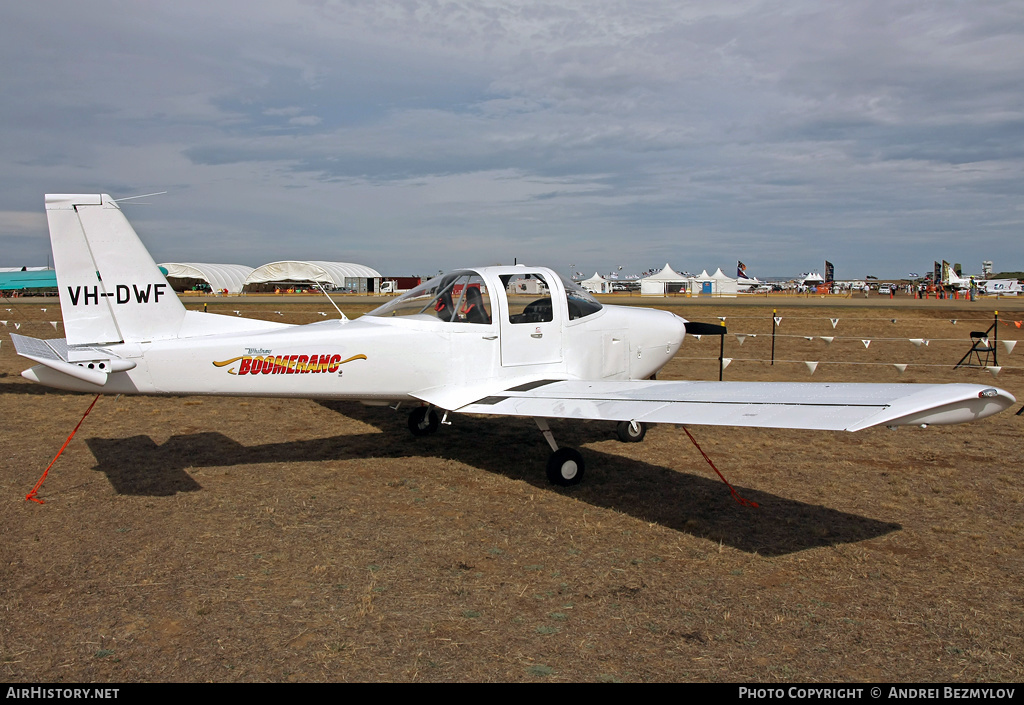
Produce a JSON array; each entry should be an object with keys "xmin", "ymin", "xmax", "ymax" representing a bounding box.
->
[{"xmin": 455, "ymin": 380, "xmax": 1015, "ymax": 431}]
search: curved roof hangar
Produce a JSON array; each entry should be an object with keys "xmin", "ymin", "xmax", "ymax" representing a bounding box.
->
[
  {"xmin": 244, "ymin": 261, "xmax": 382, "ymax": 287},
  {"xmin": 160, "ymin": 263, "xmax": 255, "ymax": 295}
]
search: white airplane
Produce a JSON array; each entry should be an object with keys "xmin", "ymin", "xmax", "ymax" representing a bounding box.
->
[
  {"xmin": 11, "ymin": 194, "xmax": 1016, "ymax": 487},
  {"xmin": 943, "ymin": 265, "xmax": 1022, "ymax": 295},
  {"xmin": 979, "ymin": 279, "xmax": 1022, "ymax": 296}
]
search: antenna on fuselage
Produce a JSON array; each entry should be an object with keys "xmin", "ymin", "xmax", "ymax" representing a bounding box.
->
[{"xmin": 314, "ymin": 281, "xmax": 348, "ymax": 321}]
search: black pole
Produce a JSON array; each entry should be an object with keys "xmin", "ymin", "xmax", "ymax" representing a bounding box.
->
[
  {"xmin": 993, "ymin": 310, "xmax": 999, "ymax": 367},
  {"xmin": 719, "ymin": 327, "xmax": 725, "ymax": 381}
]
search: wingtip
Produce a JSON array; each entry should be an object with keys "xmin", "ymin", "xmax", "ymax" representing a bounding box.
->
[{"xmin": 848, "ymin": 384, "xmax": 1016, "ymax": 431}]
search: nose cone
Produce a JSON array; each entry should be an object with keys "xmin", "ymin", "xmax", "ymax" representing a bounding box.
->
[
  {"xmin": 670, "ymin": 313, "xmax": 688, "ymax": 347},
  {"xmin": 625, "ymin": 308, "xmax": 688, "ymax": 379},
  {"xmin": 634, "ymin": 309, "xmax": 686, "ymax": 350}
]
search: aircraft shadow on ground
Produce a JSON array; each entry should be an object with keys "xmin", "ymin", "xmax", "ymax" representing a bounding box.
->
[
  {"xmin": 84, "ymin": 402, "xmax": 900, "ymax": 556},
  {"xmin": 0, "ymin": 379, "xmax": 75, "ymax": 396}
]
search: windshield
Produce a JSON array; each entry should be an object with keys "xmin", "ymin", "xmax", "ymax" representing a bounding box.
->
[
  {"xmin": 558, "ymin": 273, "xmax": 603, "ymax": 320},
  {"xmin": 366, "ymin": 270, "xmax": 492, "ymax": 324}
]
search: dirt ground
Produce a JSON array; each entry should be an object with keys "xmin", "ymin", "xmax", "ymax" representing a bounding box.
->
[{"xmin": 1, "ymin": 295, "xmax": 1022, "ymax": 682}]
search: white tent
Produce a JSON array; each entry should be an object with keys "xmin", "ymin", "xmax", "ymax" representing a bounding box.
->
[
  {"xmin": 580, "ymin": 272, "xmax": 611, "ymax": 294},
  {"xmin": 245, "ymin": 260, "xmax": 383, "ymax": 293},
  {"xmin": 685, "ymin": 269, "xmax": 714, "ymax": 296},
  {"xmin": 709, "ymin": 267, "xmax": 739, "ymax": 296},
  {"xmin": 640, "ymin": 263, "xmax": 687, "ymax": 296},
  {"xmin": 160, "ymin": 263, "xmax": 254, "ymax": 295}
]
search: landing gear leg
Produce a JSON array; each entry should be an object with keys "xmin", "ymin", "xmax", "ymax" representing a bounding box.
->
[
  {"xmin": 408, "ymin": 406, "xmax": 440, "ymax": 436},
  {"xmin": 535, "ymin": 418, "xmax": 585, "ymax": 486}
]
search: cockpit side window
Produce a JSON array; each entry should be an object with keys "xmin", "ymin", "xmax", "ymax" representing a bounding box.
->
[
  {"xmin": 458, "ymin": 278, "xmax": 492, "ymax": 324},
  {"xmin": 501, "ymin": 273, "xmax": 554, "ymax": 324}
]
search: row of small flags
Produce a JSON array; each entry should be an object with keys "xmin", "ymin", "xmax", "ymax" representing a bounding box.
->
[
  {"xmin": 0, "ymin": 308, "xmax": 58, "ymax": 330},
  {"xmin": 718, "ymin": 357, "xmax": 1005, "ymax": 378},
  {"xmin": 4, "ymin": 308, "xmax": 1023, "ymax": 336},
  {"xmin": 697, "ymin": 331, "xmax": 1017, "ymax": 354},
  {"xmin": 715, "ymin": 315, "xmax": 1024, "ymax": 328},
  {"xmin": 1, "ymin": 307, "xmax": 334, "ymax": 323},
  {"xmin": 1, "ymin": 320, "xmax": 59, "ymax": 330}
]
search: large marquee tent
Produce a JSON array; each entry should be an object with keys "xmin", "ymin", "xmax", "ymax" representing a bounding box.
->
[
  {"xmin": 640, "ymin": 263, "xmax": 687, "ymax": 296},
  {"xmin": 159, "ymin": 263, "xmax": 255, "ymax": 295},
  {"xmin": 579, "ymin": 272, "xmax": 611, "ymax": 294},
  {"xmin": 706, "ymin": 267, "xmax": 739, "ymax": 296},
  {"xmin": 0, "ymin": 268, "xmax": 57, "ymax": 291},
  {"xmin": 244, "ymin": 261, "xmax": 383, "ymax": 294}
]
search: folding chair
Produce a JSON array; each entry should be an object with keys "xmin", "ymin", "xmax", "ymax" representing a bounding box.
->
[{"xmin": 955, "ymin": 330, "xmax": 996, "ymax": 368}]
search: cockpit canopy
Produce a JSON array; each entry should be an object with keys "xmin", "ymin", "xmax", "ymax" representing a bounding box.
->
[
  {"xmin": 366, "ymin": 268, "xmax": 602, "ymax": 323},
  {"xmin": 366, "ymin": 270, "xmax": 491, "ymax": 323}
]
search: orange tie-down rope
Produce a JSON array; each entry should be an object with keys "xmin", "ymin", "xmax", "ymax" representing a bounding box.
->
[
  {"xmin": 25, "ymin": 394, "xmax": 101, "ymax": 505},
  {"xmin": 681, "ymin": 425, "xmax": 759, "ymax": 508}
]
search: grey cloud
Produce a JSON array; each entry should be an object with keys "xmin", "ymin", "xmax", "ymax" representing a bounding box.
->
[{"xmin": 1, "ymin": 1, "xmax": 1022, "ymax": 277}]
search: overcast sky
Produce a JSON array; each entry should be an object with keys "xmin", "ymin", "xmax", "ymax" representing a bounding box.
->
[{"xmin": 1, "ymin": 1, "xmax": 1021, "ymax": 279}]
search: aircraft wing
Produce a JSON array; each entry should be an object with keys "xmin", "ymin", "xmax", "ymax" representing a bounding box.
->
[{"xmin": 450, "ymin": 380, "xmax": 1014, "ymax": 431}]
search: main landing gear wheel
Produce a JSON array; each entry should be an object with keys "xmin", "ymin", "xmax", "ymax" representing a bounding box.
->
[
  {"xmin": 408, "ymin": 407, "xmax": 440, "ymax": 436},
  {"xmin": 616, "ymin": 420, "xmax": 647, "ymax": 443},
  {"xmin": 546, "ymin": 447, "xmax": 585, "ymax": 486}
]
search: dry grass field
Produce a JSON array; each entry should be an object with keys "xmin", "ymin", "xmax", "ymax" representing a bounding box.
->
[{"xmin": 1, "ymin": 295, "xmax": 1022, "ymax": 682}]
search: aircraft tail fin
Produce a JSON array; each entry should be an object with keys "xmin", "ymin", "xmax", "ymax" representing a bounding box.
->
[
  {"xmin": 46, "ymin": 193, "xmax": 186, "ymax": 346},
  {"xmin": 942, "ymin": 260, "xmax": 966, "ymax": 287}
]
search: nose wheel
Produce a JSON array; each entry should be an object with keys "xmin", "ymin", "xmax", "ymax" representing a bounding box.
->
[{"xmin": 616, "ymin": 420, "xmax": 647, "ymax": 443}]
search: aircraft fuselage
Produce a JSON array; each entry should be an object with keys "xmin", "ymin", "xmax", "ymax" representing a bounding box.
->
[{"xmin": 23, "ymin": 266, "xmax": 688, "ymax": 410}]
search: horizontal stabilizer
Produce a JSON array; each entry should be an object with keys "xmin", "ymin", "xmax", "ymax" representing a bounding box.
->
[{"xmin": 10, "ymin": 333, "xmax": 135, "ymax": 386}]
